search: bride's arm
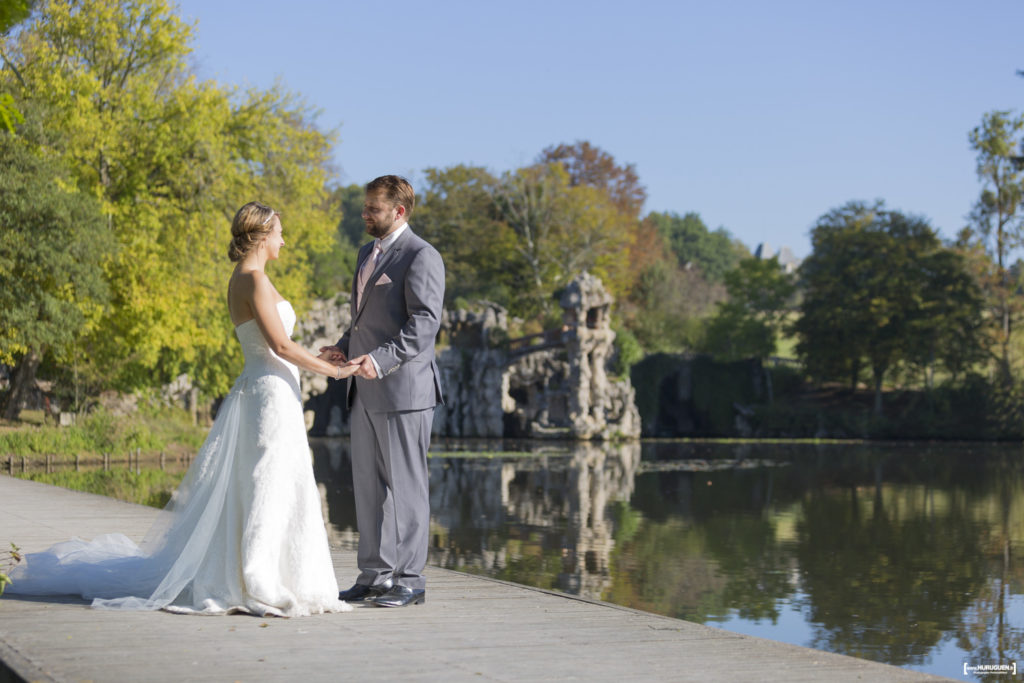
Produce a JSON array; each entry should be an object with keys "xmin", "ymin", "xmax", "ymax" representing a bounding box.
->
[{"xmin": 248, "ymin": 272, "xmax": 358, "ymax": 380}]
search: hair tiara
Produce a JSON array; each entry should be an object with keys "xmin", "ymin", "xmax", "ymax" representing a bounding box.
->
[{"xmin": 261, "ymin": 209, "xmax": 276, "ymax": 226}]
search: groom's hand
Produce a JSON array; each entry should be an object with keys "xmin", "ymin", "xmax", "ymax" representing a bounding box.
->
[
  {"xmin": 348, "ymin": 354, "xmax": 378, "ymax": 380},
  {"xmin": 318, "ymin": 345, "xmax": 346, "ymax": 362}
]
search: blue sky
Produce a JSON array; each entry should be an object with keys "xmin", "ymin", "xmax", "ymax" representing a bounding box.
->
[{"xmin": 173, "ymin": 0, "xmax": 1024, "ymax": 258}]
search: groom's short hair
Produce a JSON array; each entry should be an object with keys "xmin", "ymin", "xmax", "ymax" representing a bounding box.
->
[{"xmin": 366, "ymin": 175, "xmax": 415, "ymax": 218}]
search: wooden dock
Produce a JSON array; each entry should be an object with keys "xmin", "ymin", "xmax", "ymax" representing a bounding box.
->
[{"xmin": 0, "ymin": 475, "xmax": 951, "ymax": 682}]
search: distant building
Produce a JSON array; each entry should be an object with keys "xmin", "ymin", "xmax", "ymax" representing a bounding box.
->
[
  {"xmin": 755, "ymin": 243, "xmax": 801, "ymax": 274},
  {"xmin": 776, "ymin": 247, "xmax": 800, "ymax": 274}
]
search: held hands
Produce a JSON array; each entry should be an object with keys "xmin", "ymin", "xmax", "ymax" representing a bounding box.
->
[
  {"xmin": 317, "ymin": 346, "xmax": 376, "ymax": 380},
  {"xmin": 317, "ymin": 346, "xmax": 357, "ymax": 380},
  {"xmin": 332, "ymin": 363, "xmax": 359, "ymax": 380},
  {"xmin": 346, "ymin": 354, "xmax": 378, "ymax": 380}
]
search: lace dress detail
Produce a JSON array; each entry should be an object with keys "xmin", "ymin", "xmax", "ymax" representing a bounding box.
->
[{"xmin": 8, "ymin": 301, "xmax": 350, "ymax": 616}]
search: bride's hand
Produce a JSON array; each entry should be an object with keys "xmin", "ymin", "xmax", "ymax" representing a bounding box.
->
[{"xmin": 332, "ymin": 363, "xmax": 360, "ymax": 380}]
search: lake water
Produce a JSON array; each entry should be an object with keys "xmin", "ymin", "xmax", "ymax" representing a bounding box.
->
[{"xmin": 311, "ymin": 438, "xmax": 1024, "ymax": 681}]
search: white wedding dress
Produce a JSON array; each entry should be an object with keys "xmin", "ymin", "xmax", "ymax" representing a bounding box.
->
[{"xmin": 8, "ymin": 300, "xmax": 350, "ymax": 616}]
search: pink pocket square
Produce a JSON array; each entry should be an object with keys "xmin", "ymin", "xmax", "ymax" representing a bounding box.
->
[{"xmin": 376, "ymin": 273, "xmax": 392, "ymax": 285}]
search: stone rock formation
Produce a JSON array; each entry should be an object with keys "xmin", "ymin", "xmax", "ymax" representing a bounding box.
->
[
  {"xmin": 491, "ymin": 273, "xmax": 641, "ymax": 439},
  {"xmin": 555, "ymin": 272, "xmax": 639, "ymax": 439},
  {"xmin": 301, "ymin": 272, "xmax": 641, "ymax": 441},
  {"xmin": 436, "ymin": 272, "xmax": 640, "ymax": 440},
  {"xmin": 295, "ymin": 294, "xmax": 352, "ymax": 436},
  {"xmin": 433, "ymin": 302, "xmax": 509, "ymax": 438}
]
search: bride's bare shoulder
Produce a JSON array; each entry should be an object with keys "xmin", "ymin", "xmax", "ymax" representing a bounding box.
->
[
  {"xmin": 227, "ymin": 268, "xmax": 269, "ymax": 325},
  {"xmin": 229, "ymin": 268, "xmax": 269, "ymax": 296}
]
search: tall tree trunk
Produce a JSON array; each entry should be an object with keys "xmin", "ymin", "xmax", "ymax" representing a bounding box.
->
[
  {"xmin": 997, "ymin": 215, "xmax": 1013, "ymax": 385},
  {"xmin": 1001, "ymin": 294, "xmax": 1012, "ymax": 385},
  {"xmin": 3, "ymin": 348, "xmax": 43, "ymax": 421},
  {"xmin": 872, "ymin": 366, "xmax": 885, "ymax": 417}
]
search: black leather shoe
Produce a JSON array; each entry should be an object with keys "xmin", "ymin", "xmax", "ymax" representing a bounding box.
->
[
  {"xmin": 338, "ymin": 578, "xmax": 393, "ymax": 602},
  {"xmin": 368, "ymin": 584, "xmax": 425, "ymax": 607}
]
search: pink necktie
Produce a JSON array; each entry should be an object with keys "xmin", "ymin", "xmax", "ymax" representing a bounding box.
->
[{"xmin": 356, "ymin": 243, "xmax": 382, "ymax": 308}]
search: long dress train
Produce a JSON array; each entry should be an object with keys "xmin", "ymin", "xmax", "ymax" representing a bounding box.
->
[{"xmin": 7, "ymin": 300, "xmax": 350, "ymax": 616}]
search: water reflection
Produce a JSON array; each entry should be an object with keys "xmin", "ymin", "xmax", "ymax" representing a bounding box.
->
[
  {"xmin": 313, "ymin": 439, "xmax": 639, "ymax": 597},
  {"xmin": 310, "ymin": 439, "xmax": 1024, "ymax": 679}
]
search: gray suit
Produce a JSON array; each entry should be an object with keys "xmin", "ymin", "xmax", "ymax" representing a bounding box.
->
[{"xmin": 338, "ymin": 226, "xmax": 444, "ymax": 590}]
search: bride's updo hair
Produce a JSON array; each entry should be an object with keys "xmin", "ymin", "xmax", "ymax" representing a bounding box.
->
[{"xmin": 228, "ymin": 202, "xmax": 277, "ymax": 262}]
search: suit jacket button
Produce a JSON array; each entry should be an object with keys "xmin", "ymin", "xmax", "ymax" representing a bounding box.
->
[{"xmin": 354, "ymin": 325, "xmax": 359, "ymax": 331}]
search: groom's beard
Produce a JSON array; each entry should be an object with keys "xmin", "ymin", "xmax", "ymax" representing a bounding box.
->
[{"xmin": 365, "ymin": 220, "xmax": 394, "ymax": 239}]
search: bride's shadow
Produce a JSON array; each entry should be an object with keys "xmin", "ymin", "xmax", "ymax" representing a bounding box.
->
[
  {"xmin": 4, "ymin": 593, "xmax": 290, "ymax": 618},
  {"xmin": 4, "ymin": 593, "xmax": 90, "ymax": 606}
]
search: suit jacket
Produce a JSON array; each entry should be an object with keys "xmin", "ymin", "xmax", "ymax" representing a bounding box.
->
[{"xmin": 338, "ymin": 226, "xmax": 445, "ymax": 412}]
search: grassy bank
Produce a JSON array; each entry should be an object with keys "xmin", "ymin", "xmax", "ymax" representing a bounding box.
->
[
  {"xmin": 633, "ymin": 354, "xmax": 1024, "ymax": 440},
  {"xmin": 1, "ymin": 405, "xmax": 201, "ymax": 506},
  {"xmin": 750, "ymin": 377, "xmax": 1024, "ymax": 441},
  {"xmin": 0, "ymin": 405, "xmax": 206, "ymax": 461}
]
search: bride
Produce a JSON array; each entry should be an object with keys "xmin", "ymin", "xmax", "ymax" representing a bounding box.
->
[{"xmin": 7, "ymin": 202, "xmax": 356, "ymax": 616}]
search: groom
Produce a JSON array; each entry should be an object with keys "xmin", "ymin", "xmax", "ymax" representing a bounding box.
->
[{"xmin": 322, "ymin": 175, "xmax": 444, "ymax": 607}]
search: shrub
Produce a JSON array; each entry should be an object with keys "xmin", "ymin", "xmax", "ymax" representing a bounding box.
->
[{"xmin": 611, "ymin": 324, "xmax": 644, "ymax": 379}]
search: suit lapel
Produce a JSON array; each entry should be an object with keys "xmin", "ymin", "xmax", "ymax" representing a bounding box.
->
[
  {"xmin": 353, "ymin": 228, "xmax": 412, "ymax": 319},
  {"xmin": 352, "ymin": 242, "xmax": 373, "ymax": 314}
]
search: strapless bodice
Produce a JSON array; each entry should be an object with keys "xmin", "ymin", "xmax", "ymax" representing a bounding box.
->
[{"xmin": 234, "ymin": 300, "xmax": 298, "ymax": 380}]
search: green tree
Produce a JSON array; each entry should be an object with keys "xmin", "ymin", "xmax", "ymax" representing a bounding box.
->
[
  {"xmin": 330, "ymin": 183, "xmax": 367, "ymax": 247},
  {"xmin": 536, "ymin": 141, "xmax": 656, "ymax": 305},
  {"xmin": 2, "ymin": 0, "xmax": 342, "ymax": 396},
  {"xmin": 620, "ymin": 259, "xmax": 723, "ymax": 352},
  {"xmin": 909, "ymin": 247, "xmax": 988, "ymax": 387},
  {"xmin": 795, "ymin": 201, "xmax": 985, "ymax": 415},
  {"xmin": 415, "ymin": 165, "xmax": 519, "ymax": 308},
  {"xmin": 646, "ymin": 211, "xmax": 748, "ymax": 282},
  {"xmin": 490, "ymin": 163, "xmax": 584, "ymax": 320},
  {"xmin": 416, "ymin": 145, "xmax": 654, "ymax": 335},
  {"xmin": 0, "ymin": 0, "xmax": 31, "ymax": 28},
  {"xmin": 555, "ymin": 180, "xmax": 636, "ymax": 299},
  {"xmin": 0, "ymin": 0, "xmax": 32, "ymax": 132},
  {"xmin": 0, "ymin": 133, "xmax": 110, "ymax": 419},
  {"xmin": 613, "ymin": 206, "xmax": 722, "ymax": 352},
  {"xmin": 702, "ymin": 256, "xmax": 796, "ymax": 362},
  {"xmin": 968, "ymin": 111, "xmax": 1024, "ymax": 381},
  {"xmin": 416, "ymin": 145, "xmax": 656, "ymax": 338},
  {"xmin": 491, "ymin": 162, "xmax": 633, "ymax": 321},
  {"xmin": 307, "ymin": 183, "xmax": 361, "ymax": 298}
]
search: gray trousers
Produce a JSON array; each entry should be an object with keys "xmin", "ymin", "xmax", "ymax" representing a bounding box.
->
[{"xmin": 350, "ymin": 391, "xmax": 433, "ymax": 590}]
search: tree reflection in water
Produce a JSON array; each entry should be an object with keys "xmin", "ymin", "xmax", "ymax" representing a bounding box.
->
[{"xmin": 310, "ymin": 439, "xmax": 1024, "ymax": 678}]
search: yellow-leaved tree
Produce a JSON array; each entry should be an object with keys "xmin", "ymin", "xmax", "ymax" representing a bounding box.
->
[{"xmin": 1, "ymin": 0, "xmax": 343, "ymax": 401}]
